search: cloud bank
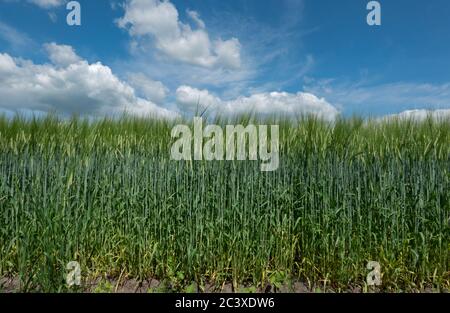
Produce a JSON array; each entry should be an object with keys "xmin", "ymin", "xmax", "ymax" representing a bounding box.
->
[
  {"xmin": 0, "ymin": 41, "xmax": 340, "ymax": 120},
  {"xmin": 0, "ymin": 43, "xmax": 177, "ymax": 118},
  {"xmin": 176, "ymin": 85, "xmax": 339, "ymax": 120}
]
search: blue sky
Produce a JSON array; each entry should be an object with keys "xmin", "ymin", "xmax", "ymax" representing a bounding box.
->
[{"xmin": 0, "ymin": 0, "xmax": 449, "ymax": 119}]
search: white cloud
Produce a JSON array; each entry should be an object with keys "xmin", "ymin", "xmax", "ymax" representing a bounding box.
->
[
  {"xmin": 48, "ymin": 11, "xmax": 58, "ymax": 23},
  {"xmin": 126, "ymin": 72, "xmax": 169, "ymax": 104},
  {"xmin": 28, "ymin": 0, "xmax": 64, "ymax": 8},
  {"xmin": 214, "ymin": 38, "xmax": 241, "ymax": 70},
  {"xmin": 44, "ymin": 42, "xmax": 81, "ymax": 67},
  {"xmin": 382, "ymin": 109, "xmax": 450, "ymax": 121},
  {"xmin": 176, "ymin": 85, "xmax": 220, "ymax": 113},
  {"xmin": 117, "ymin": 0, "xmax": 241, "ymax": 69},
  {"xmin": 0, "ymin": 44, "xmax": 177, "ymax": 118},
  {"xmin": 0, "ymin": 21, "xmax": 34, "ymax": 51},
  {"xmin": 176, "ymin": 85, "xmax": 339, "ymax": 120},
  {"xmin": 187, "ymin": 9, "xmax": 205, "ymax": 29}
]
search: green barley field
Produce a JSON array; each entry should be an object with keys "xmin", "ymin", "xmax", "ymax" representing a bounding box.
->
[{"xmin": 0, "ymin": 114, "xmax": 448, "ymax": 292}]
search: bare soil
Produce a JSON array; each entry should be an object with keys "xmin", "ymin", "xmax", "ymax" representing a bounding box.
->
[{"xmin": 0, "ymin": 276, "xmax": 446, "ymax": 293}]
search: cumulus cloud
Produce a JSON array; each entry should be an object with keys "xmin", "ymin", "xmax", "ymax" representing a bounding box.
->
[
  {"xmin": 44, "ymin": 42, "xmax": 81, "ymax": 67},
  {"xmin": 176, "ymin": 85, "xmax": 339, "ymax": 120},
  {"xmin": 117, "ymin": 0, "xmax": 241, "ymax": 69},
  {"xmin": 28, "ymin": 0, "xmax": 65, "ymax": 8},
  {"xmin": 0, "ymin": 43, "xmax": 177, "ymax": 118}
]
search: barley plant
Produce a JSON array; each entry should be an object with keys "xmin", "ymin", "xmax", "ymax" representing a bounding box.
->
[{"xmin": 0, "ymin": 114, "xmax": 448, "ymax": 292}]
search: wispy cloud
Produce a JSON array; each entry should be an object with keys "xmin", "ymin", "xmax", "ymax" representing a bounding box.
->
[
  {"xmin": 0, "ymin": 21, "xmax": 35, "ymax": 51},
  {"xmin": 114, "ymin": 0, "xmax": 315, "ymax": 101},
  {"xmin": 304, "ymin": 78, "xmax": 450, "ymax": 116},
  {"xmin": 2, "ymin": 0, "xmax": 67, "ymax": 9},
  {"xmin": 28, "ymin": 0, "xmax": 65, "ymax": 9}
]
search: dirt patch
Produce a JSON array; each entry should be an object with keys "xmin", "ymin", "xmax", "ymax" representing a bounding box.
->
[
  {"xmin": 0, "ymin": 276, "xmax": 21, "ymax": 293},
  {"xmin": 1, "ymin": 276, "xmax": 447, "ymax": 293}
]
